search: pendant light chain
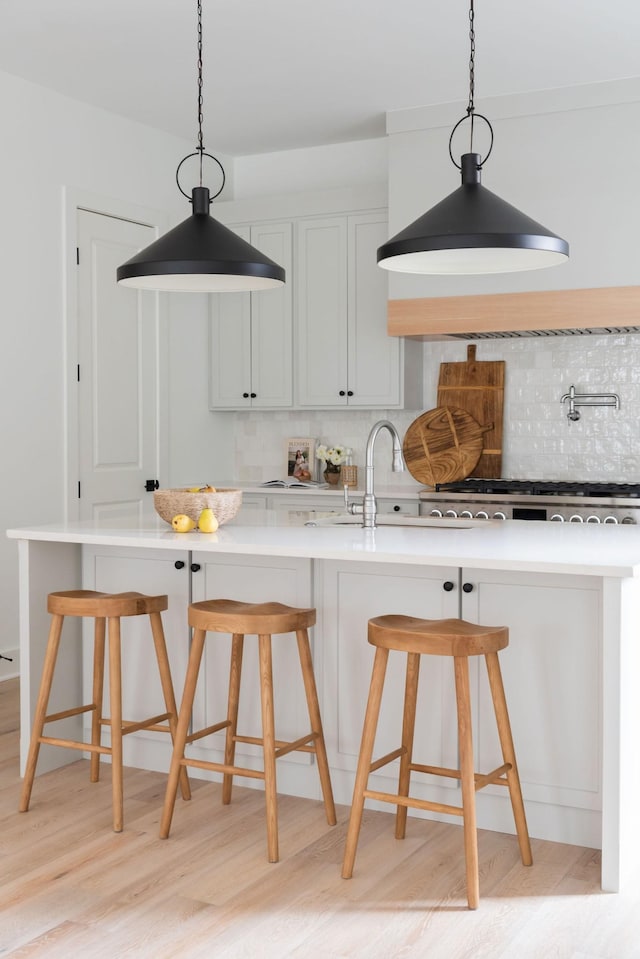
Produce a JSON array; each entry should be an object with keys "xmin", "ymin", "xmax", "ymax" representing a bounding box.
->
[
  {"xmin": 467, "ymin": 0, "xmax": 475, "ymax": 153},
  {"xmin": 197, "ymin": 0, "xmax": 205, "ymax": 187}
]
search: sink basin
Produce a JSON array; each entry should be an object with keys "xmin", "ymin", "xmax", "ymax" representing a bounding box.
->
[{"xmin": 304, "ymin": 513, "xmax": 480, "ymax": 529}]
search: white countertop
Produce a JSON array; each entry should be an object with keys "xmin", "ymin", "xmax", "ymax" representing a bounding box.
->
[{"xmin": 7, "ymin": 507, "xmax": 640, "ymax": 578}]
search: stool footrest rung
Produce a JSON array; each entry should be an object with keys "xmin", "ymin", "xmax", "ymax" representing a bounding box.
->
[
  {"xmin": 409, "ymin": 760, "xmax": 511, "ymax": 791},
  {"xmin": 39, "ymin": 736, "xmax": 111, "ymax": 755},
  {"xmin": 181, "ymin": 757, "xmax": 265, "ymax": 780},
  {"xmin": 234, "ymin": 734, "xmax": 316, "ymax": 755},
  {"xmin": 100, "ymin": 714, "xmax": 172, "ymax": 736},
  {"xmin": 369, "ymin": 746, "xmax": 405, "ymax": 773},
  {"xmin": 44, "ymin": 704, "xmax": 96, "ymax": 724},
  {"xmin": 185, "ymin": 719, "xmax": 231, "ymax": 744},
  {"xmin": 363, "ymin": 788, "xmax": 464, "ymax": 819},
  {"xmin": 275, "ymin": 732, "xmax": 317, "ymax": 758},
  {"xmin": 473, "ymin": 763, "xmax": 511, "ymax": 790}
]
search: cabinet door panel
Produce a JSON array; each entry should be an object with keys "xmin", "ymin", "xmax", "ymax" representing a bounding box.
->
[
  {"xmin": 209, "ymin": 226, "xmax": 252, "ymax": 409},
  {"xmin": 191, "ymin": 553, "xmax": 313, "ymax": 768},
  {"xmin": 250, "ymin": 222, "xmax": 293, "ymax": 408},
  {"xmin": 462, "ymin": 568, "xmax": 601, "ymax": 811},
  {"xmin": 321, "ymin": 562, "xmax": 460, "ymax": 788},
  {"xmin": 296, "ymin": 217, "xmax": 348, "ymax": 407},
  {"xmin": 81, "ymin": 546, "xmax": 190, "ymax": 752},
  {"xmin": 347, "ymin": 213, "xmax": 400, "ymax": 407}
]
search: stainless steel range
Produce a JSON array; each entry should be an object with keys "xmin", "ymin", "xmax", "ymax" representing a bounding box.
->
[{"xmin": 419, "ymin": 479, "xmax": 640, "ymax": 525}]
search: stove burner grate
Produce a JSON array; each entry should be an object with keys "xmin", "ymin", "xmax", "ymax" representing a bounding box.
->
[{"xmin": 433, "ymin": 479, "xmax": 640, "ymax": 498}]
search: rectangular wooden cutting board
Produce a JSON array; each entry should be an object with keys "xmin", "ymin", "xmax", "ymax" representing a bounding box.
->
[{"xmin": 437, "ymin": 344, "xmax": 505, "ymax": 478}]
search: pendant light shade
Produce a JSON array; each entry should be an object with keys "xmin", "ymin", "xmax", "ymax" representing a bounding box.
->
[
  {"xmin": 378, "ymin": 154, "xmax": 569, "ymax": 275},
  {"xmin": 117, "ymin": 0, "xmax": 285, "ymax": 293},
  {"xmin": 378, "ymin": 2, "xmax": 568, "ymax": 276},
  {"xmin": 117, "ymin": 188, "xmax": 285, "ymax": 292}
]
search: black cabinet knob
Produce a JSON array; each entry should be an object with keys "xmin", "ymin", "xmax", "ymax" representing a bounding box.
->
[
  {"xmin": 347, "ymin": 390, "xmax": 353, "ymax": 397},
  {"xmin": 462, "ymin": 582, "xmax": 474, "ymax": 593},
  {"xmin": 443, "ymin": 581, "xmax": 455, "ymax": 592},
  {"xmin": 339, "ymin": 390, "xmax": 346, "ymax": 397},
  {"xmin": 393, "ymin": 505, "xmax": 401, "ymax": 512},
  {"xmin": 174, "ymin": 560, "xmax": 185, "ymax": 570},
  {"xmin": 242, "ymin": 392, "xmax": 249, "ymax": 399},
  {"xmin": 250, "ymin": 392, "xmax": 257, "ymax": 398},
  {"xmin": 190, "ymin": 563, "xmax": 201, "ymax": 573}
]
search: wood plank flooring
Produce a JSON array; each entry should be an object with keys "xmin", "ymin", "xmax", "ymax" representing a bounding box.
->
[{"xmin": 2, "ymin": 677, "xmax": 639, "ymax": 958}]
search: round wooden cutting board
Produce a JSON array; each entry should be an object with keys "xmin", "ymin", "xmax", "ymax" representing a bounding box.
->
[{"xmin": 402, "ymin": 406, "xmax": 490, "ymax": 486}]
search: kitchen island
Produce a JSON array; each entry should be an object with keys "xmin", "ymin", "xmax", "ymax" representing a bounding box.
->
[{"xmin": 8, "ymin": 509, "xmax": 640, "ymax": 893}]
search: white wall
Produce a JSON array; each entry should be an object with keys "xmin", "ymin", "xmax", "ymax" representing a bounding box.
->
[{"xmin": 0, "ymin": 68, "xmax": 234, "ymax": 675}]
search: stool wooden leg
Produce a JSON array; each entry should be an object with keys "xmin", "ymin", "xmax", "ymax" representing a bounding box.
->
[
  {"xmin": 149, "ymin": 611, "xmax": 191, "ymax": 802},
  {"xmin": 396, "ymin": 651, "xmax": 420, "ymax": 840},
  {"xmin": 90, "ymin": 617, "xmax": 106, "ymax": 783},
  {"xmin": 19, "ymin": 613, "xmax": 65, "ymax": 813},
  {"xmin": 295, "ymin": 628, "xmax": 336, "ymax": 826},
  {"xmin": 160, "ymin": 627, "xmax": 207, "ymax": 839},
  {"xmin": 484, "ymin": 651, "xmax": 533, "ymax": 867},
  {"xmin": 108, "ymin": 617, "xmax": 124, "ymax": 833},
  {"xmin": 222, "ymin": 633, "xmax": 244, "ymax": 805},
  {"xmin": 342, "ymin": 646, "xmax": 389, "ymax": 879},
  {"xmin": 454, "ymin": 655, "xmax": 479, "ymax": 910},
  {"xmin": 258, "ymin": 633, "xmax": 279, "ymax": 863}
]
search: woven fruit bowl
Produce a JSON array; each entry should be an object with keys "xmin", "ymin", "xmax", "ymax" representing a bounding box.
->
[{"xmin": 154, "ymin": 488, "xmax": 243, "ymax": 526}]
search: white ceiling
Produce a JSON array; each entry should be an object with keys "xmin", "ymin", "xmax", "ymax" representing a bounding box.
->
[{"xmin": 0, "ymin": 0, "xmax": 638, "ymax": 156}]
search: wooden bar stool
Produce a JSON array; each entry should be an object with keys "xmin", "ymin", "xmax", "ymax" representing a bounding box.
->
[
  {"xmin": 19, "ymin": 590, "xmax": 190, "ymax": 832},
  {"xmin": 342, "ymin": 615, "xmax": 532, "ymax": 909},
  {"xmin": 160, "ymin": 598, "xmax": 336, "ymax": 862}
]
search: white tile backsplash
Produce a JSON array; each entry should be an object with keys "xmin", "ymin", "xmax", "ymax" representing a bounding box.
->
[{"xmin": 229, "ymin": 334, "xmax": 640, "ymax": 484}]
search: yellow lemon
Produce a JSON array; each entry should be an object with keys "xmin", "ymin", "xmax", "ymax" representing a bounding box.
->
[
  {"xmin": 197, "ymin": 508, "xmax": 219, "ymax": 533},
  {"xmin": 172, "ymin": 514, "xmax": 196, "ymax": 532},
  {"xmin": 187, "ymin": 486, "xmax": 201, "ymax": 493}
]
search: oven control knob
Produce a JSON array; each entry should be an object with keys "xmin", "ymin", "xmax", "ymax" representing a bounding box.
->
[
  {"xmin": 585, "ymin": 515, "xmax": 601, "ymax": 523},
  {"xmin": 460, "ymin": 510, "xmax": 474, "ymax": 519},
  {"xmin": 550, "ymin": 513, "xmax": 564, "ymax": 522},
  {"xmin": 621, "ymin": 516, "xmax": 636, "ymax": 525},
  {"xmin": 429, "ymin": 509, "xmax": 443, "ymax": 518},
  {"xmin": 445, "ymin": 509, "xmax": 458, "ymax": 518},
  {"xmin": 474, "ymin": 511, "xmax": 489, "ymax": 520},
  {"xmin": 569, "ymin": 514, "xmax": 584, "ymax": 523},
  {"xmin": 492, "ymin": 511, "xmax": 507, "ymax": 521},
  {"xmin": 603, "ymin": 515, "xmax": 618, "ymax": 524}
]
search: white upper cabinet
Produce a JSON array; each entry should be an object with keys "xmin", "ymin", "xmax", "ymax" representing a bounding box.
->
[
  {"xmin": 296, "ymin": 212, "xmax": 422, "ymax": 409},
  {"xmin": 295, "ymin": 216, "xmax": 349, "ymax": 407},
  {"xmin": 209, "ymin": 222, "xmax": 293, "ymax": 409}
]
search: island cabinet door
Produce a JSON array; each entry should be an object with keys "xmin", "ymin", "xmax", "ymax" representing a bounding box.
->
[
  {"xmin": 460, "ymin": 567, "xmax": 602, "ymax": 848},
  {"xmin": 190, "ymin": 553, "xmax": 318, "ymax": 794},
  {"xmin": 81, "ymin": 545, "xmax": 191, "ymax": 770},
  {"xmin": 319, "ymin": 560, "xmax": 460, "ymax": 809}
]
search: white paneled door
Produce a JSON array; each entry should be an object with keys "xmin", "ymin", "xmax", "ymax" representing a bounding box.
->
[{"xmin": 76, "ymin": 209, "xmax": 162, "ymax": 522}]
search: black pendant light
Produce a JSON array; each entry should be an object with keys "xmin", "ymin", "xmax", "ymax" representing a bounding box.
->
[
  {"xmin": 377, "ymin": 1, "xmax": 569, "ymax": 275},
  {"xmin": 117, "ymin": 0, "xmax": 285, "ymax": 293}
]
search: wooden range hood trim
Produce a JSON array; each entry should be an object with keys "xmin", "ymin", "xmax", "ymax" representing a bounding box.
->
[{"xmin": 388, "ymin": 286, "xmax": 640, "ymax": 338}]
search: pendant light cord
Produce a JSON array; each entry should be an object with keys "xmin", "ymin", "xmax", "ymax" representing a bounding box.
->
[
  {"xmin": 175, "ymin": 0, "xmax": 226, "ymax": 203},
  {"xmin": 197, "ymin": 0, "xmax": 204, "ymax": 187},
  {"xmin": 448, "ymin": 0, "xmax": 493, "ymax": 171},
  {"xmin": 467, "ymin": 0, "xmax": 475, "ymax": 152}
]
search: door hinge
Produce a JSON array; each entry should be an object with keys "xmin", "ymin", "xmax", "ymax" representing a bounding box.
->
[
  {"xmin": 76, "ymin": 247, "xmax": 80, "ymax": 266},
  {"xmin": 77, "ymin": 481, "xmax": 81, "ymax": 499}
]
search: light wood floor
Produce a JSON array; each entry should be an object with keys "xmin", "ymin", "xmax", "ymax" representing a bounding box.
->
[{"xmin": 2, "ymin": 677, "xmax": 639, "ymax": 958}]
